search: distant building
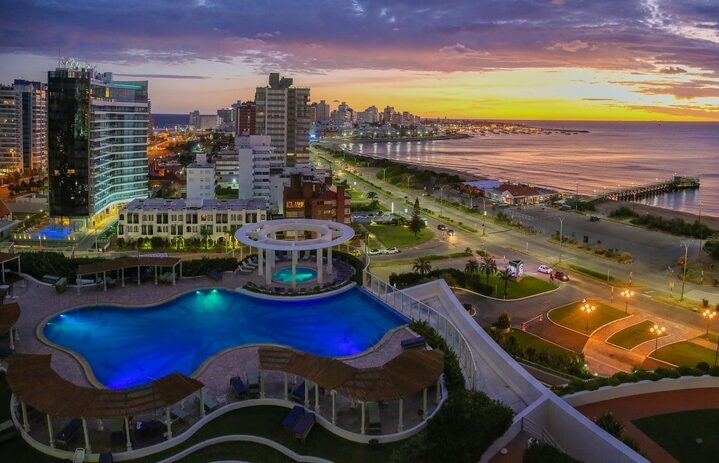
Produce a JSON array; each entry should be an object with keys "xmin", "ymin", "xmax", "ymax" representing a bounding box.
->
[
  {"xmin": 0, "ymin": 84, "xmax": 22, "ymax": 173},
  {"xmin": 48, "ymin": 60, "xmax": 149, "ymax": 228},
  {"xmin": 383, "ymin": 106, "xmax": 394, "ymax": 124},
  {"xmin": 185, "ymin": 150, "xmax": 215, "ymax": 200},
  {"xmin": 236, "ymin": 135, "xmax": 286, "ymax": 212},
  {"xmin": 117, "ymin": 197, "xmax": 268, "ymax": 243},
  {"xmin": 459, "ymin": 180, "xmax": 554, "ymax": 206},
  {"xmin": 216, "ymin": 107, "xmax": 233, "ymax": 131},
  {"xmin": 214, "ymin": 149, "xmax": 240, "ymax": 192},
  {"xmin": 13, "ymin": 80, "xmax": 48, "ymax": 170},
  {"xmin": 232, "ymin": 100, "xmax": 256, "ymax": 135},
  {"xmin": 357, "ymin": 105, "xmax": 380, "ymax": 124},
  {"xmin": 283, "ymin": 174, "xmax": 350, "ymax": 224},
  {"xmin": 255, "ymin": 73, "xmax": 310, "ymax": 165},
  {"xmin": 315, "ymin": 100, "xmax": 331, "ymax": 123},
  {"xmin": 189, "ymin": 110, "xmax": 219, "ymax": 130}
]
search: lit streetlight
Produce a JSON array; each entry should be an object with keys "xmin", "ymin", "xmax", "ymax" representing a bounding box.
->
[
  {"xmin": 650, "ymin": 324, "xmax": 666, "ymax": 355},
  {"xmin": 620, "ymin": 289, "xmax": 634, "ymax": 314},
  {"xmin": 703, "ymin": 309, "xmax": 716, "ymax": 338},
  {"xmin": 581, "ymin": 302, "xmax": 596, "ymax": 333}
]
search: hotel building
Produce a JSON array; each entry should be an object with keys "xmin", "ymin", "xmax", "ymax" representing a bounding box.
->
[
  {"xmin": 48, "ymin": 61, "xmax": 149, "ymax": 228},
  {"xmin": 283, "ymin": 173, "xmax": 351, "ymax": 224}
]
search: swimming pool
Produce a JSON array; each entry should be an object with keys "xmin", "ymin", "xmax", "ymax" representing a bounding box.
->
[
  {"xmin": 272, "ymin": 266, "xmax": 317, "ymax": 283},
  {"xmin": 43, "ymin": 288, "xmax": 408, "ymax": 389},
  {"xmin": 31, "ymin": 224, "xmax": 73, "ymax": 240}
]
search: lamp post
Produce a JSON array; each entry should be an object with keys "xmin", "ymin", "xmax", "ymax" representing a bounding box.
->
[
  {"xmin": 703, "ymin": 309, "xmax": 716, "ymax": 337},
  {"xmin": 680, "ymin": 242, "xmax": 689, "ymax": 301},
  {"xmin": 558, "ymin": 217, "xmax": 565, "ymax": 263},
  {"xmin": 650, "ymin": 324, "xmax": 666, "ymax": 355},
  {"xmin": 620, "ymin": 289, "xmax": 634, "ymax": 314},
  {"xmin": 581, "ymin": 302, "xmax": 596, "ymax": 333}
]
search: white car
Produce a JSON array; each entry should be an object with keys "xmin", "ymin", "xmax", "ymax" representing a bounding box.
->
[
  {"xmin": 384, "ymin": 247, "xmax": 400, "ymax": 254},
  {"xmin": 537, "ymin": 264, "xmax": 553, "ymax": 274},
  {"xmin": 368, "ymin": 248, "xmax": 383, "ymax": 256}
]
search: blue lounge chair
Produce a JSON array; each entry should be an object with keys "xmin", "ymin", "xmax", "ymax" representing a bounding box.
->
[
  {"xmin": 55, "ymin": 418, "xmax": 82, "ymax": 448},
  {"xmin": 230, "ymin": 376, "xmax": 247, "ymax": 398},
  {"xmin": 401, "ymin": 336, "xmax": 426, "ymax": 350},
  {"xmin": 292, "ymin": 412, "xmax": 315, "ymax": 442},
  {"xmin": 282, "ymin": 405, "xmax": 305, "ymax": 429},
  {"xmin": 289, "ymin": 381, "xmax": 315, "ymax": 403}
]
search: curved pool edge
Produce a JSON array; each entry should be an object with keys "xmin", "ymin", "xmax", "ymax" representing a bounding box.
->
[
  {"xmin": 236, "ymin": 281, "xmax": 356, "ymax": 301},
  {"xmin": 36, "ymin": 285, "xmax": 409, "ymax": 390}
]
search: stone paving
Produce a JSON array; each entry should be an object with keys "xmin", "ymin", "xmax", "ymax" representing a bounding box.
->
[{"xmin": 3, "ymin": 270, "xmax": 441, "ymax": 455}]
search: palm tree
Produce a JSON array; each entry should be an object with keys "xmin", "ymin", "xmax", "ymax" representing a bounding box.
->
[
  {"xmin": 464, "ymin": 258, "xmax": 479, "ymax": 276},
  {"xmin": 479, "ymin": 256, "xmax": 497, "ymax": 285},
  {"xmin": 413, "ymin": 257, "xmax": 432, "ymax": 276},
  {"xmin": 498, "ymin": 268, "xmax": 513, "ymax": 299}
]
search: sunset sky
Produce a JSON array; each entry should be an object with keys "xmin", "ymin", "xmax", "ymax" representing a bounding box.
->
[{"xmin": 2, "ymin": 0, "xmax": 718, "ymax": 120}]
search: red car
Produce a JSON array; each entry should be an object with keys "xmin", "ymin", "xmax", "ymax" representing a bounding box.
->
[{"xmin": 553, "ymin": 271, "xmax": 570, "ymax": 281}]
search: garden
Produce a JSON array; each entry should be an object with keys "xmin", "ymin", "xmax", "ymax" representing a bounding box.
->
[
  {"xmin": 548, "ymin": 301, "xmax": 628, "ymax": 334},
  {"xmin": 367, "ymin": 223, "xmax": 433, "ymax": 249},
  {"xmin": 633, "ymin": 409, "xmax": 719, "ymax": 463},
  {"xmin": 607, "ymin": 320, "xmax": 667, "ymax": 350},
  {"xmin": 650, "ymin": 341, "xmax": 718, "ymax": 367}
]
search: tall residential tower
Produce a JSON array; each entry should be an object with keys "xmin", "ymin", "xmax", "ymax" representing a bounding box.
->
[
  {"xmin": 48, "ymin": 59, "xmax": 149, "ymax": 228},
  {"xmin": 13, "ymin": 80, "xmax": 48, "ymax": 170}
]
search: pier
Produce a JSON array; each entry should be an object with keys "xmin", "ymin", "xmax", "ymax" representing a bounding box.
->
[{"xmin": 587, "ymin": 175, "xmax": 700, "ymax": 202}]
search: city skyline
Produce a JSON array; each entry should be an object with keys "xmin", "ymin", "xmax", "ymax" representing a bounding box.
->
[{"xmin": 1, "ymin": 0, "xmax": 718, "ymax": 120}]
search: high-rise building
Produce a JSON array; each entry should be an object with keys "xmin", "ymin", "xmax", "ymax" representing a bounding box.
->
[
  {"xmin": 236, "ymin": 134, "xmax": 286, "ymax": 212},
  {"xmin": 217, "ymin": 107, "xmax": 233, "ymax": 131},
  {"xmin": 48, "ymin": 60, "xmax": 149, "ymax": 227},
  {"xmin": 255, "ymin": 73, "xmax": 310, "ymax": 165},
  {"xmin": 383, "ymin": 106, "xmax": 395, "ymax": 125},
  {"xmin": 0, "ymin": 84, "xmax": 23, "ymax": 174},
  {"xmin": 315, "ymin": 100, "xmax": 330, "ymax": 123},
  {"xmin": 13, "ymin": 80, "xmax": 47, "ymax": 171},
  {"xmin": 357, "ymin": 105, "xmax": 380, "ymax": 124},
  {"xmin": 186, "ymin": 150, "xmax": 215, "ymax": 200},
  {"xmin": 232, "ymin": 101, "xmax": 256, "ymax": 135}
]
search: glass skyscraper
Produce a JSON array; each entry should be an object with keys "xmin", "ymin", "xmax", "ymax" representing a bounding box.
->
[{"xmin": 48, "ymin": 61, "xmax": 149, "ymax": 227}]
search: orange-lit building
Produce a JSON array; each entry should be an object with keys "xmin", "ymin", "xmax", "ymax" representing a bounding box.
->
[{"xmin": 283, "ymin": 174, "xmax": 350, "ymax": 224}]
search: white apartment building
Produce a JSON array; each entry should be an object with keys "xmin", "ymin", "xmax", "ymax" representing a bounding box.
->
[
  {"xmin": 0, "ymin": 85, "xmax": 22, "ymax": 173},
  {"xmin": 357, "ymin": 105, "xmax": 380, "ymax": 124},
  {"xmin": 186, "ymin": 152, "xmax": 215, "ymax": 200},
  {"xmin": 215, "ymin": 149, "xmax": 240, "ymax": 191},
  {"xmin": 117, "ymin": 198, "xmax": 268, "ymax": 243},
  {"xmin": 13, "ymin": 80, "xmax": 47, "ymax": 170},
  {"xmin": 236, "ymin": 134, "xmax": 286, "ymax": 212}
]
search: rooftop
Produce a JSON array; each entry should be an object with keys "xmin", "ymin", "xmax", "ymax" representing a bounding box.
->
[{"xmin": 122, "ymin": 198, "xmax": 268, "ymax": 212}]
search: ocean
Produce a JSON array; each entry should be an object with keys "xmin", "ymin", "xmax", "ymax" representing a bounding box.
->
[
  {"xmin": 341, "ymin": 121, "xmax": 719, "ymax": 218},
  {"xmin": 152, "ymin": 113, "xmax": 189, "ymax": 129}
]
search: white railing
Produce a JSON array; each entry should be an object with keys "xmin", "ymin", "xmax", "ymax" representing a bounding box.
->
[{"xmin": 363, "ymin": 270, "xmax": 478, "ymax": 390}]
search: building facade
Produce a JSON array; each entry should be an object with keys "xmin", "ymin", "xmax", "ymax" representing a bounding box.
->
[
  {"xmin": 235, "ymin": 134, "xmax": 286, "ymax": 212},
  {"xmin": 315, "ymin": 100, "xmax": 330, "ymax": 123},
  {"xmin": 232, "ymin": 100, "xmax": 256, "ymax": 135},
  {"xmin": 255, "ymin": 73, "xmax": 310, "ymax": 165},
  {"xmin": 185, "ymin": 151, "xmax": 215, "ymax": 200},
  {"xmin": 48, "ymin": 61, "xmax": 149, "ymax": 227},
  {"xmin": 214, "ymin": 148, "xmax": 240, "ymax": 191},
  {"xmin": 0, "ymin": 85, "xmax": 23, "ymax": 173},
  {"xmin": 117, "ymin": 197, "xmax": 268, "ymax": 243},
  {"xmin": 13, "ymin": 80, "xmax": 47, "ymax": 170},
  {"xmin": 283, "ymin": 174, "xmax": 350, "ymax": 224}
]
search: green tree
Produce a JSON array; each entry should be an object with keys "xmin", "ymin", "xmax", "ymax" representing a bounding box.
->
[
  {"xmin": 413, "ymin": 256, "xmax": 432, "ymax": 276},
  {"xmin": 498, "ymin": 268, "xmax": 512, "ymax": 299},
  {"xmin": 479, "ymin": 256, "xmax": 497, "ymax": 285},
  {"xmin": 409, "ymin": 197, "xmax": 425, "ymax": 237},
  {"xmin": 464, "ymin": 258, "xmax": 479, "ymax": 276},
  {"xmin": 366, "ymin": 191, "xmax": 378, "ymax": 208}
]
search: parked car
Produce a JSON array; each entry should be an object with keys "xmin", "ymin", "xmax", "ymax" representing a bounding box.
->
[
  {"xmin": 384, "ymin": 247, "xmax": 400, "ymax": 254},
  {"xmin": 437, "ymin": 224, "xmax": 448, "ymax": 231},
  {"xmin": 447, "ymin": 229, "xmax": 456, "ymax": 236},
  {"xmin": 553, "ymin": 271, "xmax": 570, "ymax": 281},
  {"xmin": 537, "ymin": 264, "xmax": 553, "ymax": 274},
  {"xmin": 368, "ymin": 249, "xmax": 383, "ymax": 256},
  {"xmin": 589, "ymin": 215, "xmax": 600, "ymax": 222}
]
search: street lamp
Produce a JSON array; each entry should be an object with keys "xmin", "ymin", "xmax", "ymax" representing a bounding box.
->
[
  {"xmin": 680, "ymin": 242, "xmax": 689, "ymax": 301},
  {"xmin": 703, "ymin": 309, "xmax": 716, "ymax": 337},
  {"xmin": 558, "ymin": 217, "xmax": 565, "ymax": 263},
  {"xmin": 620, "ymin": 289, "xmax": 634, "ymax": 314},
  {"xmin": 581, "ymin": 302, "xmax": 596, "ymax": 333},
  {"xmin": 650, "ymin": 324, "xmax": 666, "ymax": 355}
]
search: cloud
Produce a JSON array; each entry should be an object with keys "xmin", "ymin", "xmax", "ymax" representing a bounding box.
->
[
  {"xmin": 634, "ymin": 79, "xmax": 719, "ymax": 99},
  {"xmin": 439, "ymin": 43, "xmax": 480, "ymax": 55},
  {"xmin": 659, "ymin": 66, "xmax": 687, "ymax": 74},
  {"xmin": 548, "ymin": 40, "xmax": 592, "ymax": 53},
  {"xmin": 114, "ymin": 73, "xmax": 210, "ymax": 79}
]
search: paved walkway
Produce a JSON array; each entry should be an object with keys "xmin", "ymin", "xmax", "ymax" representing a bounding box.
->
[{"xmin": 575, "ymin": 388, "xmax": 719, "ymax": 463}]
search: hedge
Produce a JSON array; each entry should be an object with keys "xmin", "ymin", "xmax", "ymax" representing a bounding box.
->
[
  {"xmin": 19, "ymin": 252, "xmax": 104, "ymax": 283},
  {"xmin": 409, "ymin": 320, "xmax": 465, "ymax": 393},
  {"xmin": 180, "ymin": 257, "xmax": 238, "ymax": 276},
  {"xmin": 389, "ymin": 267, "xmax": 493, "ymax": 296}
]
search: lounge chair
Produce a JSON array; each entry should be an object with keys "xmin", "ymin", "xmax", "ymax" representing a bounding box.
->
[
  {"xmin": 54, "ymin": 277, "xmax": 68, "ymax": 294},
  {"xmin": 289, "ymin": 381, "xmax": 314, "ymax": 403},
  {"xmin": 230, "ymin": 376, "xmax": 248, "ymax": 399},
  {"xmin": 198, "ymin": 393, "xmax": 220, "ymax": 413},
  {"xmin": 171, "ymin": 407, "xmax": 190, "ymax": 422},
  {"xmin": 401, "ymin": 336, "xmax": 426, "ymax": 350},
  {"xmin": 72, "ymin": 448, "xmax": 86, "ymax": 463},
  {"xmin": 292, "ymin": 412, "xmax": 315, "ymax": 442},
  {"xmin": 246, "ymin": 369, "xmax": 260, "ymax": 397},
  {"xmin": 159, "ymin": 272, "xmax": 174, "ymax": 284},
  {"xmin": 367, "ymin": 402, "xmax": 382, "ymax": 435},
  {"xmin": 282, "ymin": 405, "xmax": 305, "ymax": 429},
  {"xmin": 55, "ymin": 418, "xmax": 82, "ymax": 448}
]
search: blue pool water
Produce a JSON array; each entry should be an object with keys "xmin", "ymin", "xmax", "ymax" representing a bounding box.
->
[
  {"xmin": 43, "ymin": 288, "xmax": 408, "ymax": 389},
  {"xmin": 272, "ymin": 266, "xmax": 317, "ymax": 283},
  {"xmin": 31, "ymin": 225, "xmax": 73, "ymax": 240}
]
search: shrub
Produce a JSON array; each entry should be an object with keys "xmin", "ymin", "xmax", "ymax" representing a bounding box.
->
[
  {"xmin": 181, "ymin": 257, "xmax": 238, "ymax": 276},
  {"xmin": 696, "ymin": 361, "xmax": 710, "ymax": 373},
  {"xmin": 496, "ymin": 312, "xmax": 511, "ymax": 330},
  {"xmin": 595, "ymin": 411, "xmax": 623, "ymax": 438},
  {"xmin": 19, "ymin": 251, "xmax": 104, "ymax": 283},
  {"xmin": 410, "ymin": 320, "xmax": 464, "ymax": 393}
]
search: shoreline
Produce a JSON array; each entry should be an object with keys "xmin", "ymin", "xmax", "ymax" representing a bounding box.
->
[
  {"xmin": 326, "ymin": 133, "xmax": 470, "ymax": 143},
  {"xmin": 321, "ymin": 142, "xmax": 717, "ymax": 224}
]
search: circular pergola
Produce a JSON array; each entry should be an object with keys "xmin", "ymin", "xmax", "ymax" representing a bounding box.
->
[{"xmin": 235, "ymin": 219, "xmax": 355, "ymax": 288}]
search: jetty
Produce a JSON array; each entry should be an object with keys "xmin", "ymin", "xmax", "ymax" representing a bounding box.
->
[{"xmin": 586, "ymin": 175, "xmax": 700, "ymax": 202}]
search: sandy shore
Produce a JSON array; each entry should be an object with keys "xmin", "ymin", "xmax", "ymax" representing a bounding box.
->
[{"xmin": 595, "ymin": 200, "xmax": 719, "ymax": 231}]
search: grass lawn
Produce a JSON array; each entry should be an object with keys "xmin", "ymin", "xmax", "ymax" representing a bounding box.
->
[
  {"xmin": 633, "ymin": 409, "xmax": 719, "ymax": 463},
  {"xmin": 176, "ymin": 441, "xmax": 295, "ymax": 462},
  {"xmin": 509, "ymin": 329, "xmax": 577, "ymax": 357},
  {"xmin": 348, "ymin": 189, "xmax": 365, "ymax": 200},
  {"xmin": 650, "ymin": 341, "xmax": 718, "ymax": 367},
  {"xmin": 368, "ymin": 224, "xmax": 433, "ymax": 249},
  {"xmin": 548, "ymin": 301, "xmax": 629, "ymax": 334},
  {"xmin": 483, "ymin": 274, "xmax": 556, "ymax": 299},
  {"xmin": 607, "ymin": 320, "xmax": 667, "ymax": 350}
]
